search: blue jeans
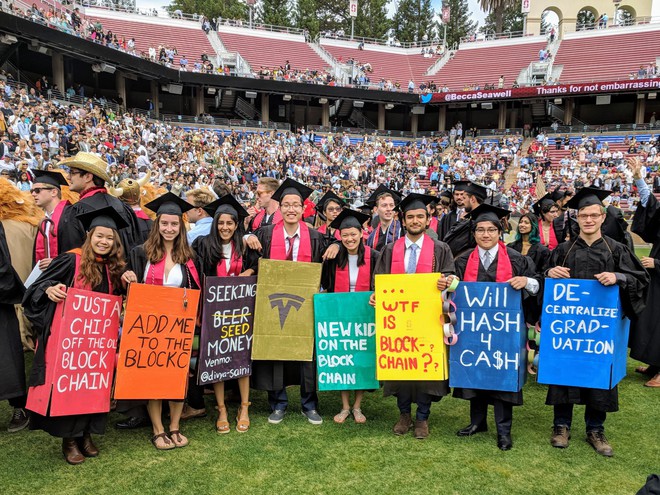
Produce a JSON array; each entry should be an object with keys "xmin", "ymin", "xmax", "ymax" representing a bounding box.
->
[
  {"xmin": 554, "ymin": 404, "xmax": 606, "ymax": 432},
  {"xmin": 268, "ymin": 389, "xmax": 318, "ymax": 413}
]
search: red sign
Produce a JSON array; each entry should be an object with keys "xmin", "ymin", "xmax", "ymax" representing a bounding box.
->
[
  {"xmin": 26, "ymin": 288, "xmax": 122, "ymax": 417},
  {"xmin": 442, "ymin": 6, "xmax": 450, "ymax": 23},
  {"xmin": 425, "ymin": 78, "xmax": 660, "ymax": 104}
]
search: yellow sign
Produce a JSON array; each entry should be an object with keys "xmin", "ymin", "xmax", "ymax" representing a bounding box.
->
[
  {"xmin": 375, "ymin": 273, "xmax": 448, "ymax": 381},
  {"xmin": 252, "ymin": 259, "xmax": 322, "ymax": 362}
]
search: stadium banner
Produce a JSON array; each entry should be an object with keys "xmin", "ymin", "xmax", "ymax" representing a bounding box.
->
[
  {"xmin": 375, "ymin": 273, "xmax": 448, "ymax": 381},
  {"xmin": 26, "ymin": 288, "xmax": 122, "ymax": 416},
  {"xmin": 198, "ymin": 276, "xmax": 257, "ymax": 386},
  {"xmin": 314, "ymin": 291, "xmax": 379, "ymax": 391},
  {"xmin": 449, "ymin": 282, "xmax": 526, "ymax": 393},
  {"xmin": 114, "ymin": 283, "xmax": 201, "ymax": 400},
  {"xmin": 538, "ymin": 279, "xmax": 629, "ymax": 390},
  {"xmin": 252, "ymin": 259, "xmax": 322, "ymax": 362},
  {"xmin": 424, "ymin": 78, "xmax": 660, "ymax": 104}
]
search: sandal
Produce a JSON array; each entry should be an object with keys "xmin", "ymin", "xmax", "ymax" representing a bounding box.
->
[
  {"xmin": 635, "ymin": 366, "xmax": 649, "ymax": 374},
  {"xmin": 352, "ymin": 408, "xmax": 367, "ymax": 424},
  {"xmin": 169, "ymin": 429, "xmax": 189, "ymax": 448},
  {"xmin": 151, "ymin": 432, "xmax": 175, "ymax": 451},
  {"xmin": 334, "ymin": 409, "xmax": 351, "ymax": 424},
  {"xmin": 216, "ymin": 405, "xmax": 230, "ymax": 434},
  {"xmin": 236, "ymin": 402, "xmax": 251, "ymax": 433}
]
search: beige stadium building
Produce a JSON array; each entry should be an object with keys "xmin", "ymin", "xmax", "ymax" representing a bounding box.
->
[{"xmin": 526, "ymin": 0, "xmax": 658, "ymax": 36}]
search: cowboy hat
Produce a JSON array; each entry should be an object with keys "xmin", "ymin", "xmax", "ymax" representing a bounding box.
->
[{"xmin": 66, "ymin": 152, "xmax": 111, "ymax": 184}]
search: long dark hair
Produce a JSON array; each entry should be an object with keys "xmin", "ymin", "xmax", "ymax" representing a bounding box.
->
[
  {"xmin": 336, "ymin": 230, "xmax": 366, "ymax": 269},
  {"xmin": 78, "ymin": 226, "xmax": 126, "ymax": 290},
  {"xmin": 202, "ymin": 210, "xmax": 245, "ymax": 265},
  {"xmin": 515, "ymin": 212, "xmax": 541, "ymax": 244}
]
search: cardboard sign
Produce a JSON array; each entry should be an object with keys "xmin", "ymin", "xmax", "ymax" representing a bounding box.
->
[
  {"xmin": 538, "ymin": 279, "xmax": 630, "ymax": 390},
  {"xmin": 314, "ymin": 291, "xmax": 379, "ymax": 391},
  {"xmin": 198, "ymin": 276, "xmax": 257, "ymax": 385},
  {"xmin": 375, "ymin": 273, "xmax": 448, "ymax": 381},
  {"xmin": 114, "ymin": 283, "xmax": 201, "ymax": 400},
  {"xmin": 252, "ymin": 259, "xmax": 321, "ymax": 362},
  {"xmin": 26, "ymin": 288, "xmax": 122, "ymax": 416},
  {"xmin": 449, "ymin": 282, "xmax": 526, "ymax": 392}
]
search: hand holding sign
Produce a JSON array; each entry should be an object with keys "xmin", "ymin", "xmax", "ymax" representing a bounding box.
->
[
  {"xmin": 507, "ymin": 276, "xmax": 528, "ymax": 290},
  {"xmin": 46, "ymin": 283, "xmax": 68, "ymax": 302},
  {"xmin": 594, "ymin": 272, "xmax": 616, "ymax": 286},
  {"xmin": 548, "ymin": 266, "xmax": 571, "ymax": 279}
]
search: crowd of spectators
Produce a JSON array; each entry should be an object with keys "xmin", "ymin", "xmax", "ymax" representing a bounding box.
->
[{"xmin": 1, "ymin": 71, "xmax": 659, "ymax": 220}]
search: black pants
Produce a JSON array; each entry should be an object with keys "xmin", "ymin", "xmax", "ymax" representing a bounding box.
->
[
  {"xmin": 553, "ymin": 404, "xmax": 606, "ymax": 433},
  {"xmin": 396, "ymin": 390, "xmax": 433, "ymax": 421},
  {"xmin": 186, "ymin": 374, "xmax": 206, "ymax": 410},
  {"xmin": 470, "ymin": 397, "xmax": 512, "ymax": 436},
  {"xmin": 8, "ymin": 394, "xmax": 26, "ymax": 409}
]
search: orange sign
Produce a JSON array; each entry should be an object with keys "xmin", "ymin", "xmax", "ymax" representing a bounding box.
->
[{"xmin": 114, "ymin": 283, "xmax": 201, "ymax": 400}]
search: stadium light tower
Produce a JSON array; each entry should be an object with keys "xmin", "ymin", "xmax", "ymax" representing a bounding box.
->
[{"xmin": 247, "ymin": 0, "xmax": 256, "ymax": 28}]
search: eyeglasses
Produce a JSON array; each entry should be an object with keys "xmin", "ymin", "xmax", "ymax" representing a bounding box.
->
[
  {"xmin": 31, "ymin": 187, "xmax": 56, "ymax": 194},
  {"xmin": 281, "ymin": 203, "xmax": 303, "ymax": 210},
  {"xmin": 577, "ymin": 213, "xmax": 604, "ymax": 221},
  {"xmin": 325, "ymin": 207, "xmax": 342, "ymax": 213},
  {"xmin": 69, "ymin": 169, "xmax": 84, "ymax": 176},
  {"xmin": 475, "ymin": 228, "xmax": 499, "ymax": 235}
]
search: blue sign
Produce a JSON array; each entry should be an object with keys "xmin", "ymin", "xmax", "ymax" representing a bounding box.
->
[
  {"xmin": 538, "ymin": 279, "xmax": 629, "ymax": 390},
  {"xmin": 449, "ymin": 282, "xmax": 526, "ymax": 393}
]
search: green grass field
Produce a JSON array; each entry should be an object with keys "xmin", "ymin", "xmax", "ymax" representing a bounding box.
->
[{"xmin": 1, "ymin": 247, "xmax": 656, "ymax": 495}]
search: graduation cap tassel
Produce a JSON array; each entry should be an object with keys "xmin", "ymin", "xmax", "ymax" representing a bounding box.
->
[{"xmin": 183, "ymin": 287, "xmax": 188, "ymax": 310}]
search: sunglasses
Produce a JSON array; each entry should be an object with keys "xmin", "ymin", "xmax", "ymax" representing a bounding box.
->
[{"xmin": 31, "ymin": 187, "xmax": 56, "ymax": 194}]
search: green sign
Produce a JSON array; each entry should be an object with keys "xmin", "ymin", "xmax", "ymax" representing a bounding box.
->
[{"xmin": 314, "ymin": 291, "xmax": 379, "ymax": 391}]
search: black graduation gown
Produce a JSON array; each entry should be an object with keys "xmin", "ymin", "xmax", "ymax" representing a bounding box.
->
[
  {"xmin": 507, "ymin": 240, "xmax": 551, "ymax": 277},
  {"xmin": 629, "ymin": 193, "xmax": 660, "ymax": 367},
  {"xmin": 0, "ymin": 223, "xmax": 26, "ymax": 401},
  {"xmin": 373, "ymin": 237, "xmax": 456, "ymax": 401},
  {"xmin": 58, "ymin": 191, "xmax": 142, "ymax": 253},
  {"xmin": 320, "ymin": 246, "xmax": 380, "ymax": 292},
  {"xmin": 135, "ymin": 216, "xmax": 153, "ymax": 245},
  {"xmin": 453, "ymin": 247, "xmax": 539, "ymax": 406},
  {"xmin": 249, "ymin": 223, "xmax": 328, "ymax": 393},
  {"xmin": 443, "ymin": 218, "xmax": 475, "ymax": 257},
  {"xmin": 545, "ymin": 236, "xmax": 650, "ymax": 412},
  {"xmin": 438, "ymin": 209, "xmax": 460, "ymax": 241},
  {"xmin": 22, "ymin": 253, "xmax": 120, "ymax": 437},
  {"xmin": 192, "ymin": 236, "xmax": 258, "ymax": 278},
  {"xmin": 565, "ymin": 207, "xmax": 632, "ymax": 249}
]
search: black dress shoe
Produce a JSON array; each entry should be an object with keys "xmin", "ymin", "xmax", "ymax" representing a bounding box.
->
[
  {"xmin": 497, "ymin": 434, "xmax": 512, "ymax": 451},
  {"xmin": 115, "ymin": 416, "xmax": 150, "ymax": 429},
  {"xmin": 456, "ymin": 423, "xmax": 488, "ymax": 437}
]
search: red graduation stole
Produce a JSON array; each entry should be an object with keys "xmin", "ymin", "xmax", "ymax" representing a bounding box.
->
[
  {"xmin": 318, "ymin": 224, "xmax": 341, "ymax": 240},
  {"xmin": 35, "ymin": 200, "xmax": 69, "ymax": 262},
  {"xmin": 134, "ymin": 208, "xmax": 151, "ymax": 220},
  {"xmin": 69, "ymin": 248, "xmax": 114, "ymax": 293},
  {"xmin": 334, "ymin": 246, "xmax": 372, "ymax": 292},
  {"xmin": 538, "ymin": 219, "xmax": 558, "ymax": 250},
  {"xmin": 251, "ymin": 209, "xmax": 282, "ymax": 231},
  {"xmin": 270, "ymin": 222, "xmax": 312, "ymax": 262},
  {"xmin": 216, "ymin": 242, "xmax": 243, "ymax": 277},
  {"xmin": 147, "ymin": 256, "xmax": 201, "ymax": 288},
  {"xmin": 429, "ymin": 216, "xmax": 438, "ymax": 232},
  {"xmin": 390, "ymin": 235, "xmax": 434, "ymax": 274},
  {"xmin": 463, "ymin": 241, "xmax": 513, "ymax": 282},
  {"xmin": 371, "ymin": 220, "xmax": 399, "ymax": 248}
]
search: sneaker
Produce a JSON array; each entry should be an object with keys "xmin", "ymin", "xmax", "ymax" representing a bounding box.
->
[
  {"xmin": 550, "ymin": 425, "xmax": 571, "ymax": 448},
  {"xmin": 302, "ymin": 409, "xmax": 323, "ymax": 425},
  {"xmin": 7, "ymin": 408, "xmax": 29, "ymax": 433},
  {"xmin": 268, "ymin": 409, "xmax": 286, "ymax": 424},
  {"xmin": 586, "ymin": 430, "xmax": 614, "ymax": 457},
  {"xmin": 180, "ymin": 405, "xmax": 207, "ymax": 420}
]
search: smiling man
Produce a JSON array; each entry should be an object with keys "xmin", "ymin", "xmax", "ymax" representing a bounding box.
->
[
  {"xmin": 371, "ymin": 193, "xmax": 455, "ymax": 439},
  {"xmin": 545, "ymin": 187, "xmax": 649, "ymax": 457},
  {"xmin": 365, "ymin": 185, "xmax": 402, "ymax": 251}
]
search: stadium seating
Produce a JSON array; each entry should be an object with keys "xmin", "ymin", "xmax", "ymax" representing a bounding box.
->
[
  {"xmin": 87, "ymin": 12, "xmax": 215, "ymax": 63},
  {"xmin": 319, "ymin": 40, "xmax": 435, "ymax": 86},
  {"xmin": 217, "ymin": 29, "xmax": 327, "ymax": 73},
  {"xmin": 435, "ymin": 40, "xmax": 547, "ymax": 91},
  {"xmin": 554, "ymin": 29, "xmax": 660, "ymax": 83}
]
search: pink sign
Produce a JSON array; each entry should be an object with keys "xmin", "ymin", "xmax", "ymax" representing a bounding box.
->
[{"xmin": 26, "ymin": 288, "xmax": 122, "ymax": 417}]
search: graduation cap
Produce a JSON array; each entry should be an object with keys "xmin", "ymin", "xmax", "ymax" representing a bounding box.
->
[
  {"xmin": 356, "ymin": 203, "xmax": 373, "ymax": 214},
  {"xmin": 330, "ymin": 209, "xmax": 371, "ymax": 231},
  {"xmin": 271, "ymin": 178, "xmax": 313, "ymax": 203},
  {"xmin": 565, "ymin": 187, "xmax": 611, "ymax": 210},
  {"xmin": 77, "ymin": 206, "xmax": 129, "ymax": 232},
  {"xmin": 32, "ymin": 169, "xmax": 69, "ymax": 189},
  {"xmin": 397, "ymin": 193, "xmax": 437, "ymax": 213},
  {"xmin": 550, "ymin": 187, "xmax": 565, "ymax": 202},
  {"xmin": 204, "ymin": 194, "xmax": 249, "ymax": 221},
  {"xmin": 365, "ymin": 184, "xmax": 401, "ymax": 207},
  {"xmin": 144, "ymin": 192, "xmax": 195, "ymax": 216},
  {"xmin": 463, "ymin": 182, "xmax": 488, "ymax": 201},
  {"xmin": 532, "ymin": 193, "xmax": 556, "ymax": 215},
  {"xmin": 439, "ymin": 189, "xmax": 452, "ymax": 200},
  {"xmin": 451, "ymin": 180, "xmax": 470, "ymax": 192},
  {"xmin": 315, "ymin": 190, "xmax": 346, "ymax": 213},
  {"xmin": 467, "ymin": 203, "xmax": 510, "ymax": 227}
]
